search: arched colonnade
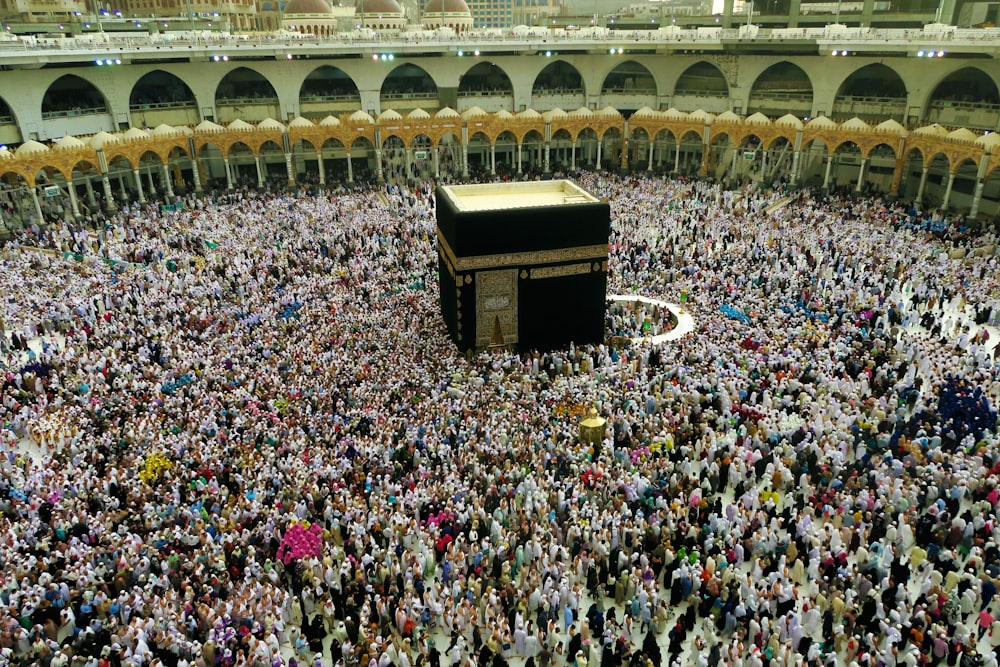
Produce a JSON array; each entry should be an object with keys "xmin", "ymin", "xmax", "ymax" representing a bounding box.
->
[{"xmin": 2, "ymin": 105, "xmax": 999, "ymax": 224}]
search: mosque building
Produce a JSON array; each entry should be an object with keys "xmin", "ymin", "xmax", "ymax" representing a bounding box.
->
[{"xmin": 0, "ymin": 5, "xmax": 999, "ymax": 227}]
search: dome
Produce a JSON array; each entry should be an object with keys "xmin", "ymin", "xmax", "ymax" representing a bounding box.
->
[
  {"xmin": 598, "ymin": 106, "xmax": 621, "ymax": 117},
  {"xmin": 912, "ymin": 123, "xmax": 948, "ymax": 137},
  {"xmin": 289, "ymin": 117, "xmax": 315, "ymax": 128},
  {"xmin": 348, "ymin": 110, "xmax": 374, "ymax": 123},
  {"xmin": 687, "ymin": 109, "xmax": 714, "ymax": 124},
  {"xmin": 284, "ymin": 0, "xmax": 332, "ymax": 13},
  {"xmin": 54, "ymin": 135, "xmax": 86, "ymax": 149},
  {"xmin": 774, "ymin": 113, "xmax": 803, "ymax": 129},
  {"xmin": 745, "ymin": 112, "xmax": 771, "ymax": 126},
  {"xmin": 662, "ymin": 108, "xmax": 688, "ymax": 120},
  {"xmin": 975, "ymin": 132, "xmax": 1000, "ymax": 151},
  {"xmin": 423, "ymin": 0, "xmax": 469, "ymax": 13},
  {"xmin": 228, "ymin": 119, "xmax": 254, "ymax": 131},
  {"xmin": 407, "ymin": 108, "xmax": 431, "ymax": 119},
  {"xmin": 568, "ymin": 107, "xmax": 593, "ymax": 118},
  {"xmin": 356, "ymin": 0, "xmax": 402, "ymax": 14},
  {"xmin": 839, "ymin": 117, "xmax": 871, "ymax": 131},
  {"xmin": 947, "ymin": 127, "xmax": 977, "ymax": 143},
  {"xmin": 461, "ymin": 106, "xmax": 488, "ymax": 119},
  {"xmin": 436, "ymin": 107, "xmax": 460, "ymax": 119},
  {"xmin": 320, "ymin": 114, "xmax": 342, "ymax": 126},
  {"xmin": 150, "ymin": 123, "xmax": 180, "ymax": 137},
  {"xmin": 16, "ymin": 140, "xmax": 49, "ymax": 156},
  {"xmin": 632, "ymin": 106, "xmax": 657, "ymax": 118},
  {"xmin": 805, "ymin": 115, "xmax": 837, "ymax": 130},
  {"xmin": 715, "ymin": 110, "xmax": 742, "ymax": 123},
  {"xmin": 88, "ymin": 131, "xmax": 120, "ymax": 149},
  {"xmin": 195, "ymin": 120, "xmax": 224, "ymax": 132},
  {"xmin": 121, "ymin": 127, "xmax": 150, "ymax": 141},
  {"xmin": 258, "ymin": 118, "xmax": 287, "ymax": 131},
  {"xmin": 874, "ymin": 119, "xmax": 905, "ymax": 135}
]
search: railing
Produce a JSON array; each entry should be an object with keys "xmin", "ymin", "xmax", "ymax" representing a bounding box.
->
[
  {"xmin": 602, "ymin": 87, "xmax": 658, "ymax": 95},
  {"xmin": 129, "ymin": 100, "xmax": 196, "ymax": 110},
  {"xmin": 381, "ymin": 91, "xmax": 437, "ymax": 99},
  {"xmin": 674, "ymin": 89, "xmax": 729, "ymax": 97},
  {"xmin": 531, "ymin": 88, "xmax": 584, "ymax": 96},
  {"xmin": 41, "ymin": 106, "xmax": 108, "ymax": 119},
  {"xmin": 748, "ymin": 90, "xmax": 813, "ymax": 100},
  {"xmin": 834, "ymin": 95, "xmax": 907, "ymax": 105},
  {"xmin": 299, "ymin": 93, "xmax": 360, "ymax": 103},
  {"xmin": 0, "ymin": 25, "xmax": 996, "ymax": 57},
  {"xmin": 929, "ymin": 99, "xmax": 1000, "ymax": 112},
  {"xmin": 457, "ymin": 89, "xmax": 514, "ymax": 96},
  {"xmin": 216, "ymin": 97, "xmax": 280, "ymax": 105}
]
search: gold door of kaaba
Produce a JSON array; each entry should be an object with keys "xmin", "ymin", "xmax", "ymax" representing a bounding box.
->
[{"xmin": 475, "ymin": 269, "xmax": 518, "ymax": 348}]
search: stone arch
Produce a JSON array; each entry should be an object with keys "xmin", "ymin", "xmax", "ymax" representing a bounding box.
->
[
  {"xmin": 42, "ymin": 74, "xmax": 110, "ymax": 118},
  {"xmin": 215, "ymin": 67, "xmax": 280, "ymax": 105},
  {"xmin": 602, "ymin": 60, "xmax": 657, "ymax": 97},
  {"xmin": 898, "ymin": 146, "xmax": 924, "ymax": 201},
  {"xmin": 224, "ymin": 141, "xmax": 256, "ymax": 184},
  {"xmin": 380, "ymin": 134, "xmax": 407, "ymax": 182},
  {"xmin": 833, "ymin": 64, "xmax": 906, "ymax": 123},
  {"xmin": 130, "ymin": 70, "xmax": 196, "ymax": 109},
  {"xmin": 521, "ymin": 128, "xmax": 544, "ymax": 173},
  {"xmin": 299, "ymin": 65, "xmax": 362, "ymax": 110},
  {"xmin": 257, "ymin": 139, "xmax": 285, "ymax": 182},
  {"xmin": 857, "ymin": 142, "xmax": 898, "ymax": 194},
  {"xmin": 0, "ymin": 93, "xmax": 22, "ymax": 145},
  {"xmin": 347, "ymin": 135, "xmax": 376, "ymax": 181},
  {"xmin": 215, "ymin": 67, "xmax": 281, "ymax": 123},
  {"xmin": 531, "ymin": 60, "xmax": 586, "ymax": 100},
  {"xmin": 923, "ymin": 66, "xmax": 1000, "ymax": 131},
  {"xmin": 673, "ymin": 62, "xmax": 730, "ymax": 113},
  {"xmin": 948, "ymin": 156, "xmax": 981, "ymax": 207},
  {"xmin": 457, "ymin": 61, "xmax": 515, "ymax": 113},
  {"xmin": 493, "ymin": 130, "xmax": 518, "ymax": 175},
  {"xmin": 0, "ymin": 94, "xmax": 20, "ymax": 127},
  {"xmin": 466, "ymin": 129, "xmax": 491, "ymax": 174},
  {"xmin": 747, "ymin": 61, "xmax": 813, "ymax": 118},
  {"xmin": 380, "ymin": 63, "xmax": 438, "ymax": 108},
  {"xmin": 458, "ymin": 61, "xmax": 514, "ymax": 97},
  {"xmin": 575, "ymin": 127, "xmax": 600, "ymax": 170},
  {"xmin": 393, "ymin": 132, "xmax": 431, "ymax": 179},
  {"xmin": 601, "ymin": 125, "xmax": 624, "ymax": 171}
]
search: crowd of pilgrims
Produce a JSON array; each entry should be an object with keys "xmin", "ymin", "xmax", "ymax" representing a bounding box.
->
[{"xmin": 0, "ymin": 171, "xmax": 999, "ymax": 667}]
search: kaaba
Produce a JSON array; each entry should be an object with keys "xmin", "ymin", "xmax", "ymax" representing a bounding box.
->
[{"xmin": 436, "ymin": 180, "xmax": 611, "ymax": 352}]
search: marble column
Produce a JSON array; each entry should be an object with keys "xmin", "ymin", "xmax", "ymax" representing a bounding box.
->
[
  {"xmin": 133, "ymin": 169, "xmax": 146, "ymax": 204},
  {"xmin": 316, "ymin": 151, "xmax": 326, "ymax": 185},
  {"xmin": 67, "ymin": 181, "xmax": 80, "ymax": 219},
  {"xmin": 915, "ymin": 167, "xmax": 929, "ymax": 206},
  {"xmin": 101, "ymin": 175, "xmax": 116, "ymax": 212},
  {"xmin": 161, "ymin": 163, "xmax": 174, "ymax": 198},
  {"xmin": 941, "ymin": 171, "xmax": 956, "ymax": 209},
  {"xmin": 191, "ymin": 158, "xmax": 203, "ymax": 193}
]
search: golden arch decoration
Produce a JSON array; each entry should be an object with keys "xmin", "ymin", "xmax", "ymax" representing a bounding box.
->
[{"xmin": 0, "ymin": 109, "xmax": 996, "ymax": 190}]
